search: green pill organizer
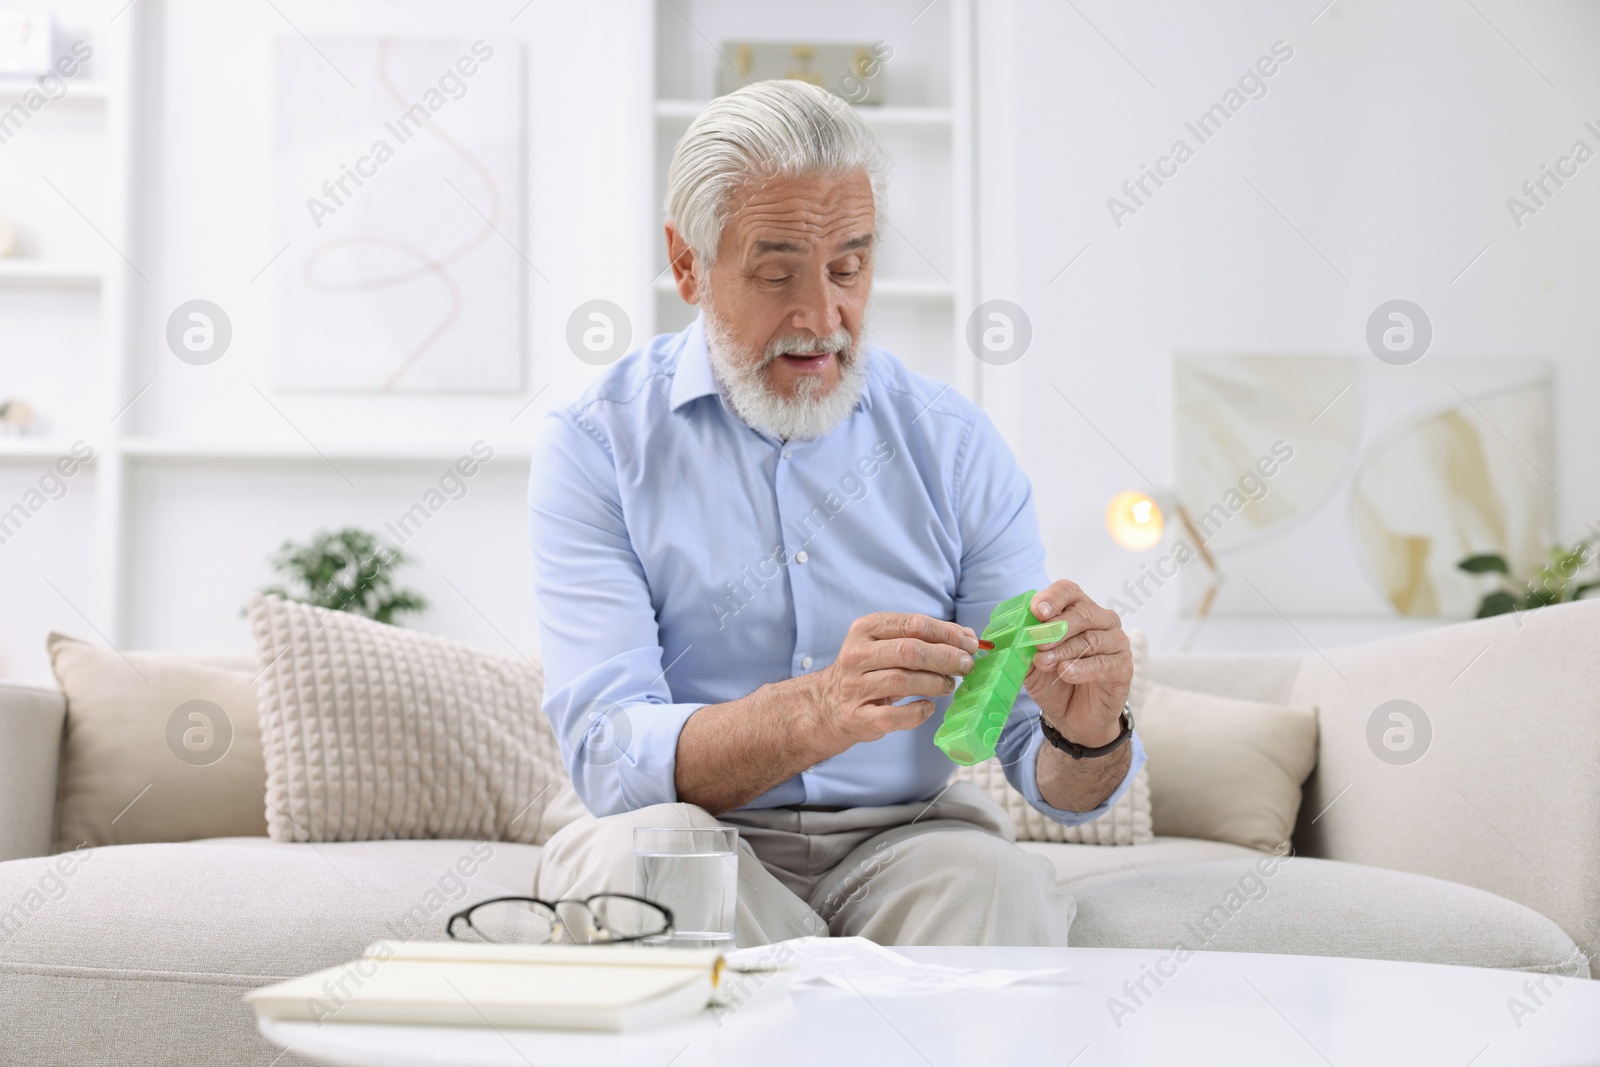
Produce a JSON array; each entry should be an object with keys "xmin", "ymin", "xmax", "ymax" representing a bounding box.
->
[{"xmin": 933, "ymin": 589, "xmax": 1070, "ymax": 765}]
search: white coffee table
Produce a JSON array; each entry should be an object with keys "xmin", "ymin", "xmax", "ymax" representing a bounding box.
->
[{"xmin": 258, "ymin": 946, "xmax": 1600, "ymax": 1066}]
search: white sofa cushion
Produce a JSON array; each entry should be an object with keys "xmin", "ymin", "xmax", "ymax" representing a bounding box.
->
[
  {"xmin": 0, "ymin": 839, "xmax": 540, "ymax": 1065},
  {"xmin": 205, "ymin": 835, "xmax": 544, "ymax": 900},
  {"xmin": 1019, "ymin": 836, "xmax": 1258, "ymax": 889},
  {"xmin": 1067, "ymin": 855, "xmax": 1588, "ymax": 977},
  {"xmin": 248, "ymin": 595, "xmax": 588, "ymax": 846}
]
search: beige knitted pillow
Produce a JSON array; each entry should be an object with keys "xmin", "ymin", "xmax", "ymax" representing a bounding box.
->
[
  {"xmin": 953, "ymin": 629, "xmax": 1153, "ymax": 845},
  {"xmin": 247, "ymin": 594, "xmax": 586, "ymax": 845}
]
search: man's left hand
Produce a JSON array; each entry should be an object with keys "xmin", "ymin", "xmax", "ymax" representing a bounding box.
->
[{"xmin": 1023, "ymin": 580, "xmax": 1131, "ymax": 747}]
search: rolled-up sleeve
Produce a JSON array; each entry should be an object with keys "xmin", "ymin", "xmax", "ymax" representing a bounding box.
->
[
  {"xmin": 528, "ymin": 410, "xmax": 703, "ymax": 817},
  {"xmin": 951, "ymin": 409, "xmax": 1145, "ymax": 825}
]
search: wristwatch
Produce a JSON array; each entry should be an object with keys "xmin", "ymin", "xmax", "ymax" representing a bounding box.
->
[{"xmin": 1039, "ymin": 703, "xmax": 1134, "ymax": 760}]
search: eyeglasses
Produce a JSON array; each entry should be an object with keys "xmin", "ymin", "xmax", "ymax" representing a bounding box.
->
[{"xmin": 445, "ymin": 894, "xmax": 675, "ymax": 946}]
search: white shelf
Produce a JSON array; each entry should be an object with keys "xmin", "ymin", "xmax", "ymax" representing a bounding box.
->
[
  {"xmin": 0, "ymin": 437, "xmax": 95, "ymax": 459},
  {"xmin": 651, "ymin": 274, "xmax": 950, "ymax": 299},
  {"xmin": 120, "ymin": 439, "xmax": 536, "ymax": 463},
  {"xmin": 863, "ymin": 278, "xmax": 952, "ymax": 299},
  {"xmin": 0, "ymin": 261, "xmax": 102, "ymax": 288},
  {"xmin": 0, "ymin": 79, "xmax": 109, "ymax": 103},
  {"xmin": 655, "ymin": 98, "xmax": 952, "ymax": 130}
]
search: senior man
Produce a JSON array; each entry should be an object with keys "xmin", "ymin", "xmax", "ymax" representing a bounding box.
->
[{"xmin": 529, "ymin": 80, "xmax": 1144, "ymax": 947}]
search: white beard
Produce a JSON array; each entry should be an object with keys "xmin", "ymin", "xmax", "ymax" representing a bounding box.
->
[{"xmin": 702, "ymin": 297, "xmax": 870, "ymax": 442}]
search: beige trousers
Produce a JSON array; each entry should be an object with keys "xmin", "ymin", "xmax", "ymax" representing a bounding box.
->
[{"xmin": 534, "ymin": 782, "xmax": 1075, "ymax": 948}]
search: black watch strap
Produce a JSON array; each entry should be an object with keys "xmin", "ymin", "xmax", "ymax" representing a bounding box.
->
[{"xmin": 1040, "ymin": 704, "xmax": 1134, "ymax": 760}]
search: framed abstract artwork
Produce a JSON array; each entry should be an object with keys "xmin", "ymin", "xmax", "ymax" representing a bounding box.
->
[
  {"xmin": 1174, "ymin": 353, "xmax": 1555, "ymax": 618},
  {"xmin": 272, "ymin": 36, "xmax": 525, "ymax": 392}
]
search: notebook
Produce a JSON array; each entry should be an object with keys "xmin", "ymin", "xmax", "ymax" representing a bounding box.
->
[{"xmin": 246, "ymin": 941, "xmax": 728, "ymax": 1033}]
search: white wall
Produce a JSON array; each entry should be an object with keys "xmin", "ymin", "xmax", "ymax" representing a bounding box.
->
[{"xmin": 981, "ymin": 0, "xmax": 1600, "ymax": 654}]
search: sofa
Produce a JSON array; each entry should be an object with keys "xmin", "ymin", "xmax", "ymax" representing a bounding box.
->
[{"xmin": 1, "ymin": 600, "xmax": 1595, "ymax": 1066}]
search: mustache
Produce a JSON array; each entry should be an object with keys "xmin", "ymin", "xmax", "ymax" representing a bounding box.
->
[{"xmin": 757, "ymin": 328, "xmax": 855, "ymax": 370}]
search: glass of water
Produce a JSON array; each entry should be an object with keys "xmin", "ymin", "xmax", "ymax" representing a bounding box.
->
[{"xmin": 632, "ymin": 826, "xmax": 739, "ymax": 946}]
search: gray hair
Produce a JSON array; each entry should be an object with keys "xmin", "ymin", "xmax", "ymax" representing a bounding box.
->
[{"xmin": 664, "ymin": 80, "xmax": 891, "ymax": 267}]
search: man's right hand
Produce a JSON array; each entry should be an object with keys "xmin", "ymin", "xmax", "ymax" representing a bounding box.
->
[{"xmin": 804, "ymin": 613, "xmax": 980, "ymax": 755}]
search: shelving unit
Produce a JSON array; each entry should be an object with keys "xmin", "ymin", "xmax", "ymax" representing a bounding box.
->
[
  {"xmin": 3, "ymin": 1, "xmax": 572, "ymax": 676},
  {"xmin": 0, "ymin": 7, "xmax": 137, "ymax": 656},
  {"xmin": 0, "ymin": 261, "xmax": 102, "ymax": 288},
  {"xmin": 118, "ymin": 439, "xmax": 536, "ymax": 463},
  {"xmin": 0, "ymin": 78, "xmax": 109, "ymax": 103},
  {"xmin": 0, "ymin": 437, "xmax": 98, "ymax": 459},
  {"xmin": 88, "ymin": 10, "xmax": 137, "ymax": 642},
  {"xmin": 649, "ymin": 273, "xmax": 952, "ymax": 300},
  {"xmin": 654, "ymin": 97, "xmax": 954, "ymax": 129},
  {"xmin": 646, "ymin": 0, "xmax": 978, "ymax": 400}
]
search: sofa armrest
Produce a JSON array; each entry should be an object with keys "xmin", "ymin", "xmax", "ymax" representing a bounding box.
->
[
  {"xmin": 1291, "ymin": 599, "xmax": 1600, "ymax": 969},
  {"xmin": 0, "ymin": 681, "xmax": 65, "ymax": 862}
]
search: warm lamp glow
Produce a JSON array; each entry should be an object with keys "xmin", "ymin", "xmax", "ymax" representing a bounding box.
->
[{"xmin": 1107, "ymin": 490, "xmax": 1165, "ymax": 551}]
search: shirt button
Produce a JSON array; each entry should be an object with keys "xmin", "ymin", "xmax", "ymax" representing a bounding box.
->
[
  {"xmin": 801, "ymin": 655, "xmax": 814, "ymax": 669},
  {"xmin": 795, "ymin": 550, "xmax": 809, "ymax": 564},
  {"xmin": 782, "ymin": 449, "xmax": 792, "ymax": 460}
]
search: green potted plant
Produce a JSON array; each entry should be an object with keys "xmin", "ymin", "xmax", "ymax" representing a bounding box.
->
[
  {"xmin": 1458, "ymin": 533, "xmax": 1599, "ymax": 618},
  {"xmin": 255, "ymin": 526, "xmax": 428, "ymax": 624}
]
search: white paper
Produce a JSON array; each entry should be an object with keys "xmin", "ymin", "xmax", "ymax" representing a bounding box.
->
[{"xmin": 724, "ymin": 936, "xmax": 1070, "ymax": 996}]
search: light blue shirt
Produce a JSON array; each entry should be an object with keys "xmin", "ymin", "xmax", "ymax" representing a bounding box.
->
[{"xmin": 529, "ymin": 315, "xmax": 1144, "ymax": 822}]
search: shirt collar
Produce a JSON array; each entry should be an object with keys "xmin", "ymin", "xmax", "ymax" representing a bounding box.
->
[
  {"xmin": 669, "ymin": 315, "xmax": 722, "ymax": 412},
  {"xmin": 669, "ymin": 313, "xmax": 876, "ymax": 415}
]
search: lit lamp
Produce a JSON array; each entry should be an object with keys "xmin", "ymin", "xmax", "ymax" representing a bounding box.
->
[
  {"xmin": 1105, "ymin": 490, "xmax": 1165, "ymax": 551},
  {"xmin": 1105, "ymin": 489, "xmax": 1223, "ymax": 648}
]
